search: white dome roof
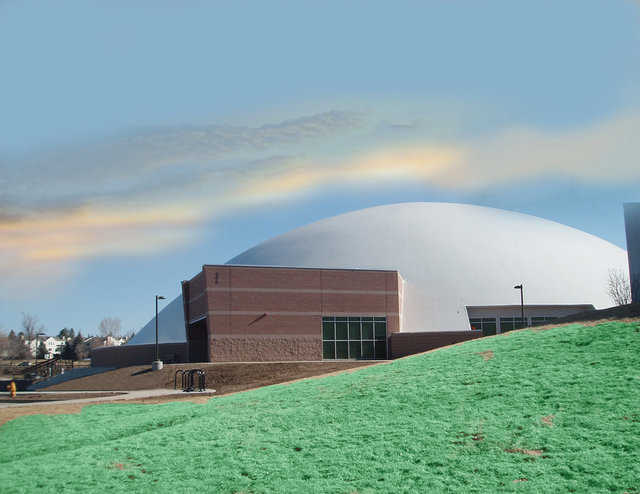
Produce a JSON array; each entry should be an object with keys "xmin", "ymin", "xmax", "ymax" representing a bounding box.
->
[
  {"xmin": 227, "ymin": 202, "xmax": 628, "ymax": 332},
  {"xmin": 130, "ymin": 202, "xmax": 628, "ymax": 343}
]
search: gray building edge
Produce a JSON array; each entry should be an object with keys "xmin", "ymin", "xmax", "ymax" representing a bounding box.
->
[{"xmin": 623, "ymin": 202, "xmax": 640, "ymax": 303}]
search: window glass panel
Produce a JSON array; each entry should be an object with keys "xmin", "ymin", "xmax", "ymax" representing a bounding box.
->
[
  {"xmin": 336, "ymin": 341, "xmax": 348, "ymax": 359},
  {"xmin": 362, "ymin": 322, "xmax": 374, "ymax": 339},
  {"xmin": 322, "ymin": 321, "xmax": 335, "ymax": 340},
  {"xmin": 500, "ymin": 316, "xmax": 527, "ymax": 331},
  {"xmin": 323, "ymin": 341, "xmax": 335, "ymax": 359},
  {"xmin": 349, "ymin": 321, "xmax": 361, "ymax": 340},
  {"xmin": 349, "ymin": 341, "xmax": 362, "ymax": 359},
  {"xmin": 361, "ymin": 341, "xmax": 374, "ymax": 359},
  {"xmin": 374, "ymin": 322, "xmax": 386, "ymax": 339},
  {"xmin": 500, "ymin": 321, "xmax": 514, "ymax": 332},
  {"xmin": 483, "ymin": 322, "xmax": 496, "ymax": 336},
  {"xmin": 469, "ymin": 317, "xmax": 497, "ymax": 334},
  {"xmin": 500, "ymin": 317, "xmax": 525, "ymax": 332},
  {"xmin": 336, "ymin": 322, "xmax": 348, "ymax": 340},
  {"xmin": 323, "ymin": 315, "xmax": 387, "ymax": 358}
]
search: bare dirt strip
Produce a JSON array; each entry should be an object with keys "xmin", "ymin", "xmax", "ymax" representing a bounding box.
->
[
  {"xmin": 40, "ymin": 361, "xmax": 376, "ymax": 392},
  {"xmin": 0, "ymin": 361, "xmax": 374, "ymax": 427}
]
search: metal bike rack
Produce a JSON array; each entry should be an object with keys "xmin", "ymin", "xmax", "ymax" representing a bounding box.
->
[
  {"xmin": 174, "ymin": 369, "xmax": 185, "ymax": 390},
  {"xmin": 175, "ymin": 368, "xmax": 206, "ymax": 392}
]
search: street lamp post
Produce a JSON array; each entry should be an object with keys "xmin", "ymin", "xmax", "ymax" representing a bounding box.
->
[
  {"xmin": 153, "ymin": 295, "xmax": 166, "ymax": 371},
  {"xmin": 34, "ymin": 331, "xmax": 46, "ymax": 377},
  {"xmin": 514, "ymin": 284, "xmax": 525, "ymax": 328}
]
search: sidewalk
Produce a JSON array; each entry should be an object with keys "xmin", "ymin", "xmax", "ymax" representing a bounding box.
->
[{"xmin": 0, "ymin": 389, "xmax": 215, "ymax": 409}]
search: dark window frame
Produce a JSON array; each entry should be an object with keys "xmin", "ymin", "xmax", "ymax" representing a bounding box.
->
[{"xmin": 322, "ymin": 315, "xmax": 387, "ymax": 360}]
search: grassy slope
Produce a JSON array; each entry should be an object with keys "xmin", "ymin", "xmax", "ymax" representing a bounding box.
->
[{"xmin": 0, "ymin": 322, "xmax": 638, "ymax": 493}]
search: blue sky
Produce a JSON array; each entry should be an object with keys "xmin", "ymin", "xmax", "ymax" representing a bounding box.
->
[{"xmin": 1, "ymin": 1, "xmax": 639, "ymax": 335}]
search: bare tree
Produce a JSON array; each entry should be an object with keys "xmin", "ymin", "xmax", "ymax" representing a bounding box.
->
[
  {"xmin": 607, "ymin": 268, "xmax": 632, "ymax": 306},
  {"xmin": 7, "ymin": 330, "xmax": 28, "ymax": 361},
  {"xmin": 22, "ymin": 313, "xmax": 44, "ymax": 358},
  {"xmin": 98, "ymin": 317, "xmax": 122, "ymax": 338},
  {"xmin": 73, "ymin": 333, "xmax": 89, "ymax": 360},
  {"xmin": 0, "ymin": 328, "xmax": 8, "ymax": 359}
]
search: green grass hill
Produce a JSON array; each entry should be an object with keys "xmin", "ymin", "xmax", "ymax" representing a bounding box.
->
[{"xmin": 1, "ymin": 321, "xmax": 639, "ymax": 493}]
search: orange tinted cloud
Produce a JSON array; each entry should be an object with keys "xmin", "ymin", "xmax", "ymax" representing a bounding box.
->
[{"xmin": 2, "ymin": 109, "xmax": 640, "ymax": 291}]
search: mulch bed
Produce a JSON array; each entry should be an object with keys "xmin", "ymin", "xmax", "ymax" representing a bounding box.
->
[{"xmin": 40, "ymin": 361, "xmax": 376, "ymax": 393}]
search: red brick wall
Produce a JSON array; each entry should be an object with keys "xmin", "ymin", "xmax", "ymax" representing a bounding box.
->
[
  {"xmin": 182, "ymin": 265, "xmax": 401, "ymax": 362},
  {"xmin": 187, "ymin": 271, "xmax": 208, "ymax": 321}
]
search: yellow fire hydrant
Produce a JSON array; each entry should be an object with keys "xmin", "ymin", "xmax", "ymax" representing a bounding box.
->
[{"xmin": 6, "ymin": 381, "xmax": 16, "ymax": 398}]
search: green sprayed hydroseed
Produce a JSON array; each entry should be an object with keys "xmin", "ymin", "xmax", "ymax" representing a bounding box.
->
[{"xmin": 1, "ymin": 321, "xmax": 639, "ymax": 493}]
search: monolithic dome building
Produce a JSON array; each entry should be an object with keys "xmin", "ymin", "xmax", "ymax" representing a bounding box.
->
[{"xmin": 93, "ymin": 203, "xmax": 628, "ymax": 366}]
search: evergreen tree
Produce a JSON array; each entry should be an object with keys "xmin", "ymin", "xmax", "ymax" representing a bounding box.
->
[
  {"xmin": 57, "ymin": 328, "xmax": 75, "ymax": 340},
  {"xmin": 72, "ymin": 333, "xmax": 88, "ymax": 360},
  {"xmin": 60, "ymin": 340, "xmax": 76, "ymax": 360},
  {"xmin": 37, "ymin": 340, "xmax": 48, "ymax": 360}
]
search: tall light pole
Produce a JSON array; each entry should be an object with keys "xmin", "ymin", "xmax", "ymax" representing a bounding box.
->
[
  {"xmin": 153, "ymin": 295, "xmax": 166, "ymax": 371},
  {"xmin": 34, "ymin": 331, "xmax": 46, "ymax": 377},
  {"xmin": 514, "ymin": 284, "xmax": 525, "ymax": 328}
]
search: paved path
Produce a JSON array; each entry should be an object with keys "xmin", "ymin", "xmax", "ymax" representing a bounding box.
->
[{"xmin": 0, "ymin": 389, "xmax": 215, "ymax": 409}]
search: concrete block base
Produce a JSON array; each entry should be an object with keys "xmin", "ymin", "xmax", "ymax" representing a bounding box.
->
[{"xmin": 152, "ymin": 360, "xmax": 164, "ymax": 371}]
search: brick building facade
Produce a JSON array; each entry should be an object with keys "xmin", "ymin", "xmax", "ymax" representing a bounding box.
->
[{"xmin": 181, "ymin": 265, "xmax": 403, "ymax": 362}]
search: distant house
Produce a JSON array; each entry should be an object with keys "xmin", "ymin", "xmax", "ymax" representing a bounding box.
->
[
  {"xmin": 28, "ymin": 336, "xmax": 66, "ymax": 359},
  {"xmin": 84, "ymin": 335, "xmax": 126, "ymax": 349},
  {"xmin": 104, "ymin": 335, "xmax": 127, "ymax": 347}
]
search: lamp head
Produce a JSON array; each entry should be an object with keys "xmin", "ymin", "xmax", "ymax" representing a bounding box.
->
[
  {"xmin": 157, "ymin": 295, "xmax": 166, "ymax": 300},
  {"xmin": 514, "ymin": 284, "xmax": 522, "ymax": 289}
]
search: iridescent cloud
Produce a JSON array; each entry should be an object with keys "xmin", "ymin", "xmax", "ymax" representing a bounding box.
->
[{"xmin": 2, "ymin": 108, "xmax": 639, "ymax": 289}]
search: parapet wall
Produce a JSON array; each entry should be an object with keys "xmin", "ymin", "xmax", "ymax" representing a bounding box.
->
[
  {"xmin": 91, "ymin": 343, "xmax": 188, "ymax": 368},
  {"xmin": 389, "ymin": 331, "xmax": 482, "ymax": 359}
]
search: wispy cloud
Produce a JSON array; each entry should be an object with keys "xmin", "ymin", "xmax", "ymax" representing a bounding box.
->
[
  {"xmin": 2, "ymin": 108, "xmax": 640, "ymax": 291},
  {"xmin": 225, "ymin": 110, "xmax": 640, "ymax": 203},
  {"xmin": 0, "ymin": 110, "xmax": 363, "ymax": 217}
]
